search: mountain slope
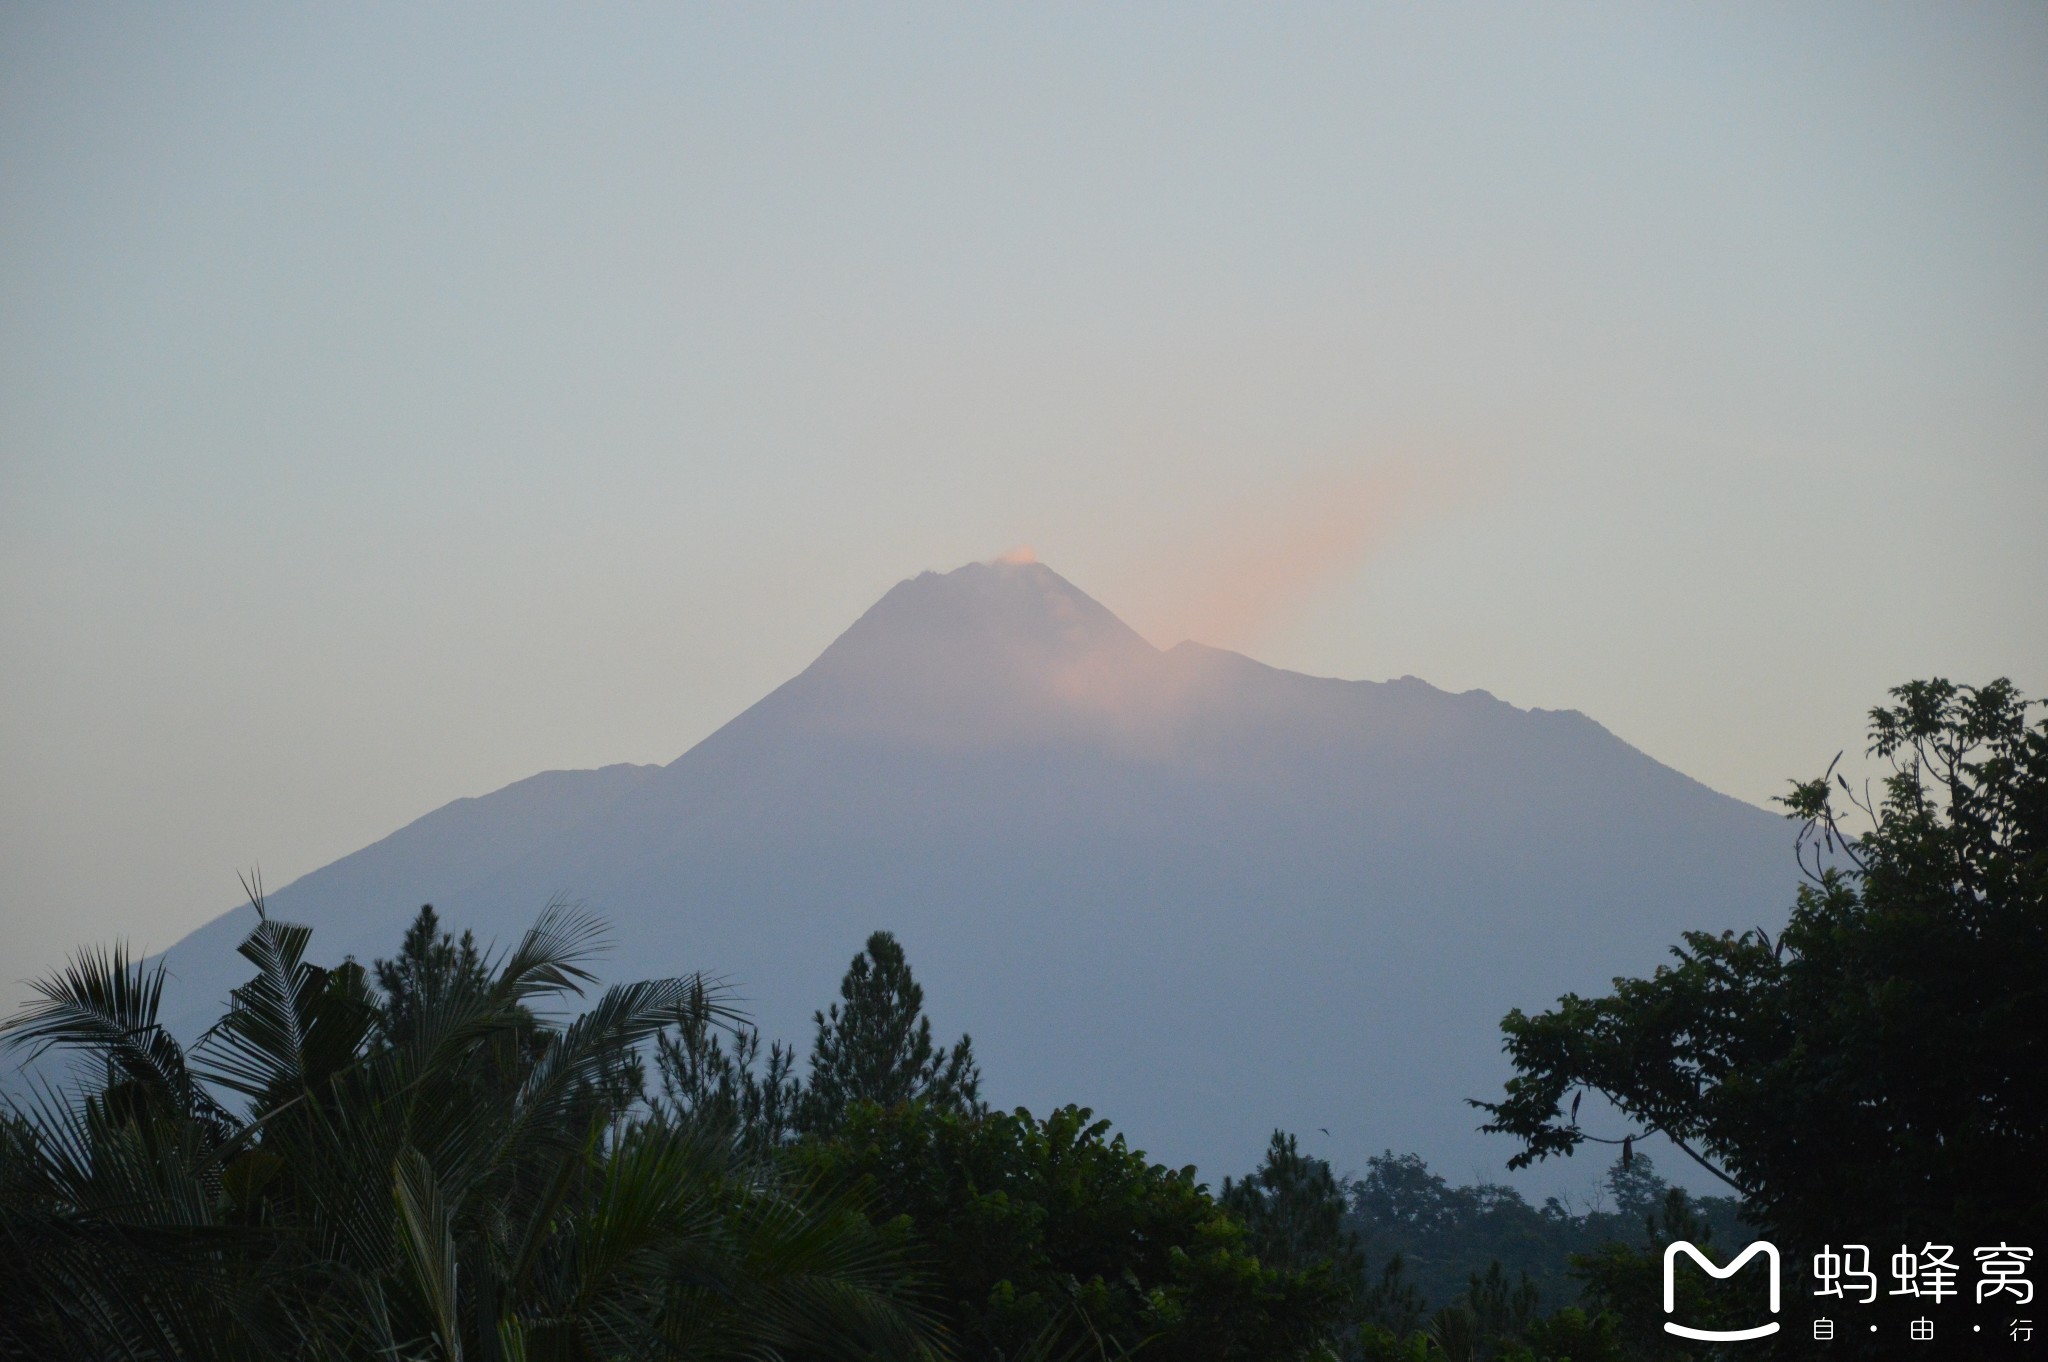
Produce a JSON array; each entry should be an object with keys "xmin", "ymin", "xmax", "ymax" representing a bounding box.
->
[{"xmin": 144, "ymin": 560, "xmax": 1795, "ymax": 1188}]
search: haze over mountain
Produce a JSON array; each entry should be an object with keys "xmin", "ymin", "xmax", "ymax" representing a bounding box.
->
[{"xmin": 140, "ymin": 559, "xmax": 1794, "ymax": 1186}]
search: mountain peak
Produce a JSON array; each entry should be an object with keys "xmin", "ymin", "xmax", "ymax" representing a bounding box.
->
[
  {"xmin": 768, "ymin": 559, "xmax": 1160, "ymax": 747},
  {"xmin": 836, "ymin": 558, "xmax": 1152, "ymax": 665}
]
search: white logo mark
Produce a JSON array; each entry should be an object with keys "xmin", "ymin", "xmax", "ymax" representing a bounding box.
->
[{"xmin": 1663, "ymin": 1240, "xmax": 1781, "ymax": 1343}]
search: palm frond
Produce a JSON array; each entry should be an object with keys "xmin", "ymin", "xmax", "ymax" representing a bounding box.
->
[
  {"xmin": 489, "ymin": 899, "xmax": 607, "ymax": 1013},
  {"xmin": 194, "ymin": 915, "xmax": 327, "ymax": 1101},
  {"xmin": 1, "ymin": 943, "xmax": 223, "ymax": 1125},
  {"xmin": 499, "ymin": 977, "xmax": 730, "ymax": 1157},
  {"xmin": 394, "ymin": 1146, "xmax": 465, "ymax": 1362}
]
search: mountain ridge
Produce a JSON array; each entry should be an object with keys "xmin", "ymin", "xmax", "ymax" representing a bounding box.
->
[{"xmin": 102, "ymin": 560, "xmax": 1792, "ymax": 1190}]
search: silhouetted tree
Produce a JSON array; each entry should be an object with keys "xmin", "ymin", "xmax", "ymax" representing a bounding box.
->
[
  {"xmin": 799, "ymin": 930, "xmax": 981, "ymax": 1134},
  {"xmin": 1478, "ymin": 678, "xmax": 2047, "ymax": 1256},
  {"xmin": 649, "ymin": 991, "xmax": 803, "ymax": 1156},
  {"xmin": 372, "ymin": 904, "xmax": 487, "ymax": 1046}
]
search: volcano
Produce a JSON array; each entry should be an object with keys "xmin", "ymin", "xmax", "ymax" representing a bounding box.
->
[{"xmin": 145, "ymin": 559, "xmax": 1794, "ymax": 1186}]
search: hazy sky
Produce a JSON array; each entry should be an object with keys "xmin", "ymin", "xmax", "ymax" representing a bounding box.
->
[{"xmin": 3, "ymin": 4, "xmax": 2045, "ymax": 1005}]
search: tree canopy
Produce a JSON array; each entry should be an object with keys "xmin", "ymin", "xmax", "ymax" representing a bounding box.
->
[{"xmin": 1476, "ymin": 677, "xmax": 2047, "ymax": 1250}]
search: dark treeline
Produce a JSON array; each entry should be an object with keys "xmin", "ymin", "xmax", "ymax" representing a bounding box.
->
[
  {"xmin": 0, "ymin": 908, "xmax": 1351, "ymax": 1361},
  {"xmin": 0, "ymin": 892, "xmax": 1732, "ymax": 1362},
  {"xmin": 653, "ymin": 933, "xmax": 1758, "ymax": 1361},
  {"xmin": 3, "ymin": 677, "xmax": 2040, "ymax": 1361},
  {"xmin": 1341, "ymin": 1148, "xmax": 1745, "ymax": 1334}
]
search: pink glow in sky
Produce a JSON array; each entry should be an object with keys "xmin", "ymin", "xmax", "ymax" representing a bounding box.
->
[{"xmin": 1128, "ymin": 469, "xmax": 1423, "ymax": 652}]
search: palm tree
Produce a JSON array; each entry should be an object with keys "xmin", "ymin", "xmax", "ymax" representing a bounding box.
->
[{"xmin": 0, "ymin": 897, "xmax": 940, "ymax": 1362}]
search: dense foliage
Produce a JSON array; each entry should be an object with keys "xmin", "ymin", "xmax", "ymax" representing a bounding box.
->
[
  {"xmin": 1, "ymin": 910, "xmax": 1355, "ymax": 1361},
  {"xmin": 795, "ymin": 1103, "xmax": 1350, "ymax": 1360},
  {"xmin": 0, "ymin": 904, "xmax": 935, "ymax": 1362}
]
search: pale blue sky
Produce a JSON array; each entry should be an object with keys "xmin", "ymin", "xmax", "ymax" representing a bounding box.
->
[{"xmin": 3, "ymin": 3, "xmax": 2044, "ymax": 1001}]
